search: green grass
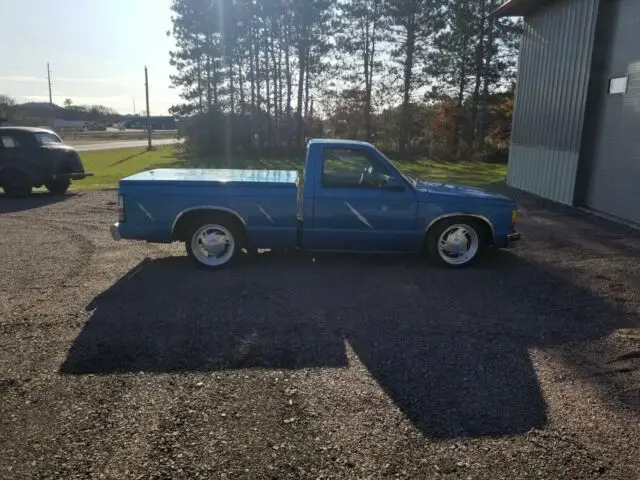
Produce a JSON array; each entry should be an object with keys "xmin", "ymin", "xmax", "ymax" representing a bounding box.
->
[
  {"xmin": 73, "ymin": 146, "xmax": 507, "ymax": 190},
  {"xmin": 391, "ymin": 159, "xmax": 507, "ymax": 187},
  {"xmin": 73, "ymin": 146, "xmax": 187, "ymax": 190}
]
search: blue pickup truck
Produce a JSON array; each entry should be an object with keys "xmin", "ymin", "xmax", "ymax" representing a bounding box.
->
[{"xmin": 110, "ymin": 139, "xmax": 520, "ymax": 269}]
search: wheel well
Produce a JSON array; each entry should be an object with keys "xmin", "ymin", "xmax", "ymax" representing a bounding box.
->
[
  {"xmin": 172, "ymin": 209, "xmax": 247, "ymax": 244},
  {"xmin": 425, "ymin": 215, "xmax": 495, "ymax": 248}
]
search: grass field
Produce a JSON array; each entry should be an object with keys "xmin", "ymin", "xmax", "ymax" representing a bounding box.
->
[
  {"xmin": 73, "ymin": 146, "xmax": 185, "ymax": 189},
  {"xmin": 73, "ymin": 145, "xmax": 507, "ymax": 190}
]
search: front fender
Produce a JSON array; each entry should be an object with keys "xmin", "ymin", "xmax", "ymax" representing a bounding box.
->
[{"xmin": 419, "ymin": 202, "xmax": 514, "ymax": 246}]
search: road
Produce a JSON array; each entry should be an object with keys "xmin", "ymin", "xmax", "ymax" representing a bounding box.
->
[{"xmin": 71, "ymin": 138, "xmax": 183, "ymax": 152}]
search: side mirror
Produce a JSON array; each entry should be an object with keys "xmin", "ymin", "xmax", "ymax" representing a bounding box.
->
[{"xmin": 384, "ymin": 176, "xmax": 406, "ymax": 192}]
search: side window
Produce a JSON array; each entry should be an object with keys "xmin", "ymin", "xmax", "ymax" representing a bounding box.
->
[
  {"xmin": 0, "ymin": 135, "xmax": 20, "ymax": 148},
  {"xmin": 34, "ymin": 132, "xmax": 62, "ymax": 144},
  {"xmin": 322, "ymin": 148, "xmax": 390, "ymax": 188}
]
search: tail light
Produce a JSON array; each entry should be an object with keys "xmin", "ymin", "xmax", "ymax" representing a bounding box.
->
[{"xmin": 118, "ymin": 194, "xmax": 125, "ymax": 222}]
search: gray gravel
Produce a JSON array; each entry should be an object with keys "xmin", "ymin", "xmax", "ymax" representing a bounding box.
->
[{"xmin": 0, "ymin": 188, "xmax": 639, "ymax": 479}]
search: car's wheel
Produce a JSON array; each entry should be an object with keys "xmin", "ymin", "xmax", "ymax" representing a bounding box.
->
[
  {"xmin": 185, "ymin": 217, "xmax": 242, "ymax": 269},
  {"xmin": 45, "ymin": 178, "xmax": 71, "ymax": 195},
  {"xmin": 2, "ymin": 171, "xmax": 33, "ymax": 197},
  {"xmin": 426, "ymin": 218, "xmax": 483, "ymax": 268}
]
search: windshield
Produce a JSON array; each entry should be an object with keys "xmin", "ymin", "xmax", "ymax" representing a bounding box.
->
[
  {"xmin": 379, "ymin": 150, "xmax": 418, "ymax": 187},
  {"xmin": 34, "ymin": 132, "xmax": 62, "ymax": 144}
]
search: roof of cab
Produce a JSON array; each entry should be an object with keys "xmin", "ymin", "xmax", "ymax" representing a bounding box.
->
[
  {"xmin": 307, "ymin": 138, "xmax": 375, "ymax": 148},
  {"xmin": 0, "ymin": 126, "xmax": 57, "ymax": 134}
]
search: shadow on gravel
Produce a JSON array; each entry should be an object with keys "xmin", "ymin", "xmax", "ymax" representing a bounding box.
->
[
  {"xmin": 0, "ymin": 191, "xmax": 77, "ymax": 214},
  {"xmin": 61, "ymin": 250, "xmax": 637, "ymax": 439}
]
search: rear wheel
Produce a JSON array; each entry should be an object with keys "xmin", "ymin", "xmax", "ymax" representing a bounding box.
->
[
  {"xmin": 185, "ymin": 218, "xmax": 242, "ymax": 269},
  {"xmin": 426, "ymin": 218, "xmax": 482, "ymax": 268},
  {"xmin": 45, "ymin": 178, "xmax": 71, "ymax": 195},
  {"xmin": 2, "ymin": 171, "xmax": 32, "ymax": 197}
]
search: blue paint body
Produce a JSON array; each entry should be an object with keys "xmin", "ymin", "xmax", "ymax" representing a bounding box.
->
[{"xmin": 115, "ymin": 139, "xmax": 519, "ymax": 252}]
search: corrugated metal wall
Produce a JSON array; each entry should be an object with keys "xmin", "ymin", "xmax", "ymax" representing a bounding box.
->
[
  {"xmin": 581, "ymin": 0, "xmax": 640, "ymax": 224},
  {"xmin": 507, "ymin": 0, "xmax": 600, "ymax": 205}
]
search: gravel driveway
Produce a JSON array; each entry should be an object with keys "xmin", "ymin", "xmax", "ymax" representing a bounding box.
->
[{"xmin": 0, "ymin": 189, "xmax": 639, "ymax": 479}]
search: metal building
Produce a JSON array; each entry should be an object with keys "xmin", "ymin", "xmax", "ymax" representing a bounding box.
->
[{"xmin": 496, "ymin": 0, "xmax": 640, "ymax": 224}]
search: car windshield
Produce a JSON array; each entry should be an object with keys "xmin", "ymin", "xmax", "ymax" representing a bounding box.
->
[
  {"xmin": 34, "ymin": 132, "xmax": 62, "ymax": 144},
  {"xmin": 379, "ymin": 150, "xmax": 418, "ymax": 186}
]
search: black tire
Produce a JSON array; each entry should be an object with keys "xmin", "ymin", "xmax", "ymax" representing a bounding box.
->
[
  {"xmin": 426, "ymin": 217, "xmax": 483, "ymax": 268},
  {"xmin": 45, "ymin": 178, "xmax": 71, "ymax": 195},
  {"xmin": 184, "ymin": 215, "xmax": 243, "ymax": 270},
  {"xmin": 2, "ymin": 170, "xmax": 33, "ymax": 197}
]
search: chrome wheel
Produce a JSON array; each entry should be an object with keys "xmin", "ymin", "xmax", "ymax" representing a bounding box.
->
[
  {"xmin": 190, "ymin": 224, "xmax": 235, "ymax": 267},
  {"xmin": 436, "ymin": 223, "xmax": 479, "ymax": 266}
]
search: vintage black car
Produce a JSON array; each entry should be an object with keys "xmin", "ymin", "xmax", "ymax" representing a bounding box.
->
[{"xmin": 0, "ymin": 126, "xmax": 92, "ymax": 196}]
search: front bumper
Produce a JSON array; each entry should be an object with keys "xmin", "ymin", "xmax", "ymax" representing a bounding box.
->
[
  {"xmin": 110, "ymin": 222, "xmax": 121, "ymax": 241},
  {"xmin": 505, "ymin": 231, "xmax": 522, "ymax": 247},
  {"xmin": 53, "ymin": 172, "xmax": 94, "ymax": 180}
]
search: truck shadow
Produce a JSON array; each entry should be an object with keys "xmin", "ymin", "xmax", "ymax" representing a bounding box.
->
[
  {"xmin": 0, "ymin": 191, "xmax": 76, "ymax": 214},
  {"xmin": 60, "ymin": 250, "xmax": 638, "ymax": 439}
]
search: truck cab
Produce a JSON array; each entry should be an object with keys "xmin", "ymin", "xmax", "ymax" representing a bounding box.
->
[{"xmin": 111, "ymin": 139, "xmax": 520, "ymax": 268}]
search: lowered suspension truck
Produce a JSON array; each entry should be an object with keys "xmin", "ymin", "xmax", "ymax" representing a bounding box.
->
[{"xmin": 110, "ymin": 139, "xmax": 521, "ymax": 269}]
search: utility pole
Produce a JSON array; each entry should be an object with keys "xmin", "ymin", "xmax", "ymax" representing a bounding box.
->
[
  {"xmin": 47, "ymin": 63, "xmax": 53, "ymax": 105},
  {"xmin": 144, "ymin": 66, "xmax": 152, "ymax": 150},
  {"xmin": 47, "ymin": 62, "xmax": 53, "ymax": 128},
  {"xmin": 132, "ymin": 97, "xmax": 136, "ymax": 115}
]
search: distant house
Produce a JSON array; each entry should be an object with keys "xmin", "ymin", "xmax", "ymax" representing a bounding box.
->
[{"xmin": 496, "ymin": 0, "xmax": 640, "ymax": 224}]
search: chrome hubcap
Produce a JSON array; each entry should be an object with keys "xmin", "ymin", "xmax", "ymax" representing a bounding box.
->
[
  {"xmin": 191, "ymin": 224, "xmax": 235, "ymax": 266},
  {"xmin": 437, "ymin": 224, "xmax": 479, "ymax": 265}
]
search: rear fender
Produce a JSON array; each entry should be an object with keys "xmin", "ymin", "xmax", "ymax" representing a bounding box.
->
[
  {"xmin": 0, "ymin": 165, "xmax": 39, "ymax": 186},
  {"xmin": 171, "ymin": 206, "xmax": 248, "ymax": 241}
]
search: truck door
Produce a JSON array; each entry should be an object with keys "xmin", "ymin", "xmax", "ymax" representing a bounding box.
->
[{"xmin": 308, "ymin": 146, "xmax": 419, "ymax": 252}]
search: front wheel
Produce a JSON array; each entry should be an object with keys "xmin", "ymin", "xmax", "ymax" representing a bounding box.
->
[
  {"xmin": 185, "ymin": 220, "xmax": 240, "ymax": 269},
  {"xmin": 427, "ymin": 218, "xmax": 482, "ymax": 268},
  {"xmin": 45, "ymin": 178, "xmax": 71, "ymax": 195}
]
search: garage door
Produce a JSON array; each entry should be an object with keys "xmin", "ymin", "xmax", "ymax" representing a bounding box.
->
[{"xmin": 585, "ymin": 0, "xmax": 640, "ymax": 224}]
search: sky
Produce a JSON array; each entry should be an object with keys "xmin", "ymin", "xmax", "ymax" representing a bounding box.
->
[{"xmin": 0, "ymin": 0, "xmax": 181, "ymax": 115}]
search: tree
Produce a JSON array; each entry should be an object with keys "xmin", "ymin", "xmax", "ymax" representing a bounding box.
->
[
  {"xmin": 166, "ymin": 0, "xmax": 521, "ymax": 161},
  {"xmin": 291, "ymin": 0, "xmax": 333, "ymax": 147},
  {"xmin": 336, "ymin": 0, "xmax": 387, "ymax": 141},
  {"xmin": 0, "ymin": 95, "xmax": 19, "ymax": 124},
  {"xmin": 386, "ymin": 0, "xmax": 435, "ymax": 154},
  {"xmin": 64, "ymin": 98, "xmax": 73, "ymax": 108},
  {"xmin": 423, "ymin": 0, "xmax": 476, "ymax": 157},
  {"xmin": 424, "ymin": 0, "xmax": 520, "ymax": 157}
]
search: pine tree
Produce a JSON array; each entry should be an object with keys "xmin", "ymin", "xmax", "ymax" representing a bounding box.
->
[
  {"xmin": 386, "ymin": 0, "xmax": 434, "ymax": 154},
  {"xmin": 336, "ymin": 0, "xmax": 388, "ymax": 141}
]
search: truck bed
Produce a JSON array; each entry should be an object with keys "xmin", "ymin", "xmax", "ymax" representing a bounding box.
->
[
  {"xmin": 121, "ymin": 168, "xmax": 299, "ymax": 187},
  {"xmin": 117, "ymin": 168, "xmax": 300, "ymax": 248}
]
